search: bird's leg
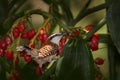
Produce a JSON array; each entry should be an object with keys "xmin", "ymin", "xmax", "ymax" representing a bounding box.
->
[
  {"xmin": 51, "ymin": 55, "xmax": 59, "ymax": 61},
  {"xmin": 47, "ymin": 55, "xmax": 58, "ymax": 62}
]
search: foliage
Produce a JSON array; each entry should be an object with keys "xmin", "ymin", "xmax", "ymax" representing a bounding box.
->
[{"xmin": 0, "ymin": 0, "xmax": 119, "ymax": 80}]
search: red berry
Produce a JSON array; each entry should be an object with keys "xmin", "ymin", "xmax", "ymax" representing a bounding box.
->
[
  {"xmin": 89, "ymin": 34, "xmax": 99, "ymax": 51},
  {"xmin": 69, "ymin": 30, "xmax": 80, "ymax": 37},
  {"xmin": 37, "ymin": 33, "xmax": 49, "ymax": 43},
  {"xmin": 35, "ymin": 66, "xmax": 42, "ymax": 75},
  {"xmin": 4, "ymin": 35, "xmax": 12, "ymax": 45},
  {"xmin": 85, "ymin": 25, "xmax": 93, "ymax": 31},
  {"xmin": 0, "ymin": 40, "xmax": 7, "ymax": 50},
  {"xmin": 93, "ymin": 33, "xmax": 99, "ymax": 39},
  {"xmin": 13, "ymin": 32, "xmax": 20, "ymax": 39},
  {"xmin": 15, "ymin": 56, "xmax": 19, "ymax": 64},
  {"xmin": 42, "ymin": 33, "xmax": 49, "ymax": 42},
  {"xmin": 90, "ymin": 37, "xmax": 99, "ymax": 44},
  {"xmin": 12, "ymin": 27, "xmax": 20, "ymax": 38},
  {"xmin": 27, "ymin": 29, "xmax": 36, "ymax": 39},
  {"xmin": 24, "ymin": 54, "xmax": 32, "ymax": 62},
  {"xmin": 94, "ymin": 57, "xmax": 104, "ymax": 65},
  {"xmin": 13, "ymin": 27, "xmax": 20, "ymax": 33},
  {"xmin": 0, "ymin": 48, "xmax": 4, "ymax": 56},
  {"xmin": 60, "ymin": 37, "xmax": 67, "ymax": 47},
  {"xmin": 20, "ymin": 51, "xmax": 26, "ymax": 57},
  {"xmin": 58, "ymin": 46, "xmax": 63, "ymax": 55},
  {"xmin": 21, "ymin": 32, "xmax": 28, "ymax": 39},
  {"xmin": 5, "ymin": 50, "xmax": 14, "ymax": 60},
  {"xmin": 73, "ymin": 30, "xmax": 80, "ymax": 36},
  {"xmin": 37, "ymin": 34, "xmax": 43, "ymax": 41},
  {"xmin": 17, "ymin": 22, "xmax": 26, "ymax": 32},
  {"xmin": 39, "ymin": 28, "xmax": 45, "ymax": 35},
  {"xmin": 89, "ymin": 42, "xmax": 98, "ymax": 51}
]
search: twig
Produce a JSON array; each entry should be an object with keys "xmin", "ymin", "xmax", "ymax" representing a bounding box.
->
[{"xmin": 73, "ymin": 3, "xmax": 107, "ymax": 25}]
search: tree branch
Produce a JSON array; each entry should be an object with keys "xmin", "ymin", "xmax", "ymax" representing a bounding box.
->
[{"xmin": 73, "ymin": 3, "xmax": 107, "ymax": 25}]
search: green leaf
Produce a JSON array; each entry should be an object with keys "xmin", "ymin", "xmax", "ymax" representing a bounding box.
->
[
  {"xmin": 105, "ymin": 0, "xmax": 113, "ymax": 6},
  {"xmin": 8, "ymin": 0, "xmax": 19, "ymax": 10},
  {"xmin": 106, "ymin": 0, "xmax": 120, "ymax": 54},
  {"xmin": 0, "ymin": 0, "xmax": 8, "ymax": 24},
  {"xmin": 0, "ymin": 57, "xmax": 10, "ymax": 72},
  {"xmin": 18, "ymin": 57, "xmax": 27, "ymax": 69},
  {"xmin": 55, "ymin": 38, "xmax": 95, "ymax": 80},
  {"xmin": 99, "ymin": 34, "xmax": 113, "ymax": 45},
  {"xmin": 108, "ymin": 45, "xmax": 120, "ymax": 80},
  {"xmin": 59, "ymin": 0, "xmax": 73, "ymax": 26},
  {"xmin": 0, "ymin": 57, "xmax": 9, "ymax": 80},
  {"xmin": 0, "ymin": 67, "xmax": 7, "ymax": 80},
  {"xmin": 108, "ymin": 46, "xmax": 116, "ymax": 80},
  {"xmin": 38, "ymin": 62, "xmax": 56, "ymax": 80},
  {"xmin": 0, "ymin": 17, "xmax": 16, "ymax": 36},
  {"xmin": 19, "ymin": 62, "xmax": 39, "ymax": 80},
  {"xmin": 8, "ymin": 0, "xmax": 28, "ymax": 15},
  {"xmin": 48, "ymin": 19, "xmax": 57, "ymax": 34}
]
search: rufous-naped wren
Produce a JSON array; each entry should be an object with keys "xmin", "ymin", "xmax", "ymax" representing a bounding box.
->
[{"xmin": 16, "ymin": 32, "xmax": 67, "ymax": 67}]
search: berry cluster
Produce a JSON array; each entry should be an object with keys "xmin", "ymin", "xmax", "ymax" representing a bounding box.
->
[
  {"xmin": 0, "ymin": 35, "xmax": 13, "ymax": 59},
  {"xmin": 20, "ymin": 51, "xmax": 32, "ymax": 62},
  {"xmin": 0, "ymin": 35, "xmax": 19, "ymax": 64},
  {"xmin": 35, "ymin": 65, "xmax": 42, "ymax": 75},
  {"xmin": 0, "ymin": 21, "xmax": 51, "ymax": 77},
  {"xmin": 12, "ymin": 21, "xmax": 26, "ymax": 38},
  {"xmin": 58, "ymin": 37, "xmax": 67, "ymax": 55},
  {"xmin": 20, "ymin": 28, "xmax": 36, "ymax": 40},
  {"xmin": 37, "ymin": 28, "xmax": 49, "ymax": 43},
  {"xmin": 16, "ymin": 23, "xmax": 49, "ymax": 75},
  {"xmin": 0, "ymin": 21, "xmax": 28, "ymax": 62},
  {"xmin": 69, "ymin": 29, "xmax": 80, "ymax": 38},
  {"xmin": 12, "ymin": 21, "xmax": 34, "ymax": 63},
  {"xmin": 85, "ymin": 25, "xmax": 99, "ymax": 51},
  {"xmin": 89, "ymin": 33, "xmax": 99, "ymax": 51}
]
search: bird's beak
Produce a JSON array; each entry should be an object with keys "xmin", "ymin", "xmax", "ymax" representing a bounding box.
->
[{"xmin": 61, "ymin": 32, "xmax": 67, "ymax": 36}]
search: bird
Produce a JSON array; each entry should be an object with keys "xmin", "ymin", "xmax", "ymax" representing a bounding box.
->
[{"xmin": 16, "ymin": 32, "xmax": 67, "ymax": 68}]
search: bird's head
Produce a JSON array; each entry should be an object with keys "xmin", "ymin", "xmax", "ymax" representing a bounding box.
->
[
  {"xmin": 16, "ymin": 45, "xmax": 31, "ymax": 52},
  {"xmin": 47, "ymin": 32, "xmax": 67, "ymax": 45}
]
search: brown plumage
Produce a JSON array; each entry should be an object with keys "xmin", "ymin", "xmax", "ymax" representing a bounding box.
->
[
  {"xmin": 16, "ymin": 32, "xmax": 67, "ymax": 67},
  {"xmin": 37, "ymin": 41, "xmax": 58, "ymax": 58}
]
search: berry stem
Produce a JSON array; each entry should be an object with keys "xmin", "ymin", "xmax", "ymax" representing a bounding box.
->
[
  {"xmin": 57, "ymin": 19, "xmax": 71, "ymax": 32},
  {"xmin": 29, "ymin": 18, "xmax": 51, "ymax": 47},
  {"xmin": 46, "ymin": 61, "xmax": 55, "ymax": 69},
  {"xmin": 13, "ymin": 33, "xmax": 21, "ymax": 69}
]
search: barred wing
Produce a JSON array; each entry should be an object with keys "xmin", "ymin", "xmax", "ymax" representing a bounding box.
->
[{"xmin": 38, "ymin": 42, "xmax": 58, "ymax": 58}]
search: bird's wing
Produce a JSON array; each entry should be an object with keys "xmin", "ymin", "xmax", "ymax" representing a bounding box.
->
[{"xmin": 38, "ymin": 43, "xmax": 58, "ymax": 58}]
